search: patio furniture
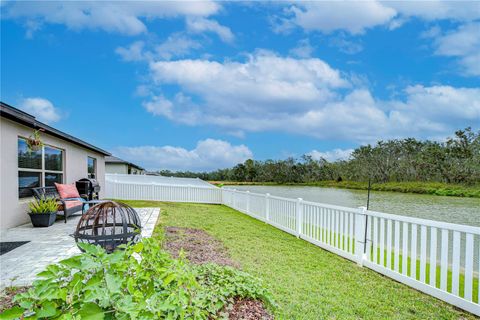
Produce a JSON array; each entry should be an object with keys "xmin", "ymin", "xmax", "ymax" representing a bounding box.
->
[
  {"xmin": 32, "ymin": 187, "xmax": 85, "ymax": 223},
  {"xmin": 82, "ymin": 199, "xmax": 108, "ymax": 212}
]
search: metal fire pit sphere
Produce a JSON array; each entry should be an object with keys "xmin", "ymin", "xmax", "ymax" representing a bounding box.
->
[{"xmin": 74, "ymin": 201, "xmax": 141, "ymax": 253}]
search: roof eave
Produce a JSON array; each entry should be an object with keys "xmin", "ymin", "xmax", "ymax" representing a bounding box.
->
[{"xmin": 1, "ymin": 101, "xmax": 111, "ymax": 156}]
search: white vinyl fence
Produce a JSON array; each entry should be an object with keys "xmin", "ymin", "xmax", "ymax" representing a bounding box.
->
[
  {"xmin": 105, "ymin": 174, "xmax": 222, "ymax": 204},
  {"xmin": 222, "ymin": 188, "xmax": 480, "ymax": 316},
  {"xmin": 104, "ymin": 176, "xmax": 479, "ymax": 315}
]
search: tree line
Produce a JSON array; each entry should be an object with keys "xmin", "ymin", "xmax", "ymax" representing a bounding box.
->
[{"xmin": 155, "ymin": 128, "xmax": 480, "ymax": 185}]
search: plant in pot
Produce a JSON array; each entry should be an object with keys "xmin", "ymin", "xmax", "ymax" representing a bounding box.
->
[
  {"xmin": 28, "ymin": 198, "xmax": 58, "ymax": 227},
  {"xmin": 26, "ymin": 129, "xmax": 44, "ymax": 152}
]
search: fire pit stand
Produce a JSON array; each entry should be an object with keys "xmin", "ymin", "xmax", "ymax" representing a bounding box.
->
[{"xmin": 74, "ymin": 201, "xmax": 141, "ymax": 253}]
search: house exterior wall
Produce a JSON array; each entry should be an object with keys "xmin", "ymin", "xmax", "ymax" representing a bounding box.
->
[
  {"xmin": 105, "ymin": 163, "xmax": 128, "ymax": 174},
  {"xmin": 0, "ymin": 118, "xmax": 106, "ymax": 230},
  {"xmin": 106, "ymin": 163, "xmax": 145, "ymax": 175}
]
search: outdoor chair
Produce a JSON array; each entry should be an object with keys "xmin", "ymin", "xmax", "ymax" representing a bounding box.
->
[{"xmin": 31, "ymin": 186, "xmax": 85, "ymax": 223}]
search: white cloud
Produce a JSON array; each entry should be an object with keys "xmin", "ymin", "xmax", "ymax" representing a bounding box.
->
[
  {"xmin": 433, "ymin": 23, "xmax": 480, "ymax": 76},
  {"xmin": 387, "ymin": 85, "xmax": 480, "ymax": 134},
  {"xmin": 155, "ymin": 34, "xmax": 202, "ymax": 60},
  {"xmin": 19, "ymin": 97, "xmax": 61, "ymax": 123},
  {"xmin": 115, "ymin": 139, "xmax": 253, "ymax": 171},
  {"xmin": 329, "ymin": 37, "xmax": 363, "ymax": 55},
  {"xmin": 186, "ymin": 17, "xmax": 234, "ymax": 43},
  {"xmin": 140, "ymin": 51, "xmax": 479, "ymax": 142},
  {"xmin": 308, "ymin": 148, "xmax": 354, "ymax": 162},
  {"xmin": 289, "ymin": 39, "xmax": 314, "ymax": 58},
  {"xmin": 149, "ymin": 51, "xmax": 348, "ymax": 104},
  {"xmin": 116, "ymin": 34, "xmax": 202, "ymax": 62},
  {"xmin": 288, "ymin": 1, "xmax": 396, "ymax": 34},
  {"xmin": 115, "ymin": 41, "xmax": 146, "ymax": 61},
  {"xmin": 4, "ymin": 1, "xmax": 220, "ymax": 36},
  {"xmin": 142, "ymin": 95, "xmax": 173, "ymax": 118},
  {"xmin": 284, "ymin": 1, "xmax": 480, "ymax": 35},
  {"xmin": 389, "ymin": 1, "xmax": 480, "ymax": 22}
]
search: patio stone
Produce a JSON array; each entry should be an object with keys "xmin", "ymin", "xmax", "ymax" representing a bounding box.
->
[{"xmin": 0, "ymin": 207, "xmax": 160, "ymax": 289}]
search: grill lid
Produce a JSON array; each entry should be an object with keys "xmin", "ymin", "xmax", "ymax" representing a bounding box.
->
[{"xmin": 78, "ymin": 178, "xmax": 99, "ymax": 187}]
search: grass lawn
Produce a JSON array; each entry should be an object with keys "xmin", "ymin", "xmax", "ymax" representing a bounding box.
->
[{"xmin": 121, "ymin": 200, "xmax": 477, "ymax": 319}]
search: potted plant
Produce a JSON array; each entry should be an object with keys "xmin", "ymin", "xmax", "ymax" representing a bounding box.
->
[
  {"xmin": 28, "ymin": 198, "xmax": 58, "ymax": 227},
  {"xmin": 26, "ymin": 129, "xmax": 44, "ymax": 152}
]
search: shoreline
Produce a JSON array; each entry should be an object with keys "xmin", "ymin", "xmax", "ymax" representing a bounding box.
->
[{"xmin": 208, "ymin": 181, "xmax": 480, "ymax": 198}]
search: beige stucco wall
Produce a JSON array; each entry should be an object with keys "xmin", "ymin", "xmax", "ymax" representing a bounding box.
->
[
  {"xmin": 105, "ymin": 163, "xmax": 128, "ymax": 174},
  {"xmin": 0, "ymin": 118, "xmax": 106, "ymax": 230}
]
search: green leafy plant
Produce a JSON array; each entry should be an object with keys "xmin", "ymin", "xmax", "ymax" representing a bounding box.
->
[
  {"xmin": 26, "ymin": 130, "xmax": 44, "ymax": 152},
  {"xmin": 28, "ymin": 198, "xmax": 58, "ymax": 214},
  {"xmin": 1, "ymin": 238, "xmax": 274, "ymax": 319}
]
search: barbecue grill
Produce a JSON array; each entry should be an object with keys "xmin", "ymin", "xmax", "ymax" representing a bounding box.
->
[{"xmin": 76, "ymin": 178, "xmax": 100, "ymax": 201}]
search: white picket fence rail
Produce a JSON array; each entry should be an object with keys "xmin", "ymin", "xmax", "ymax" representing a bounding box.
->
[
  {"xmin": 222, "ymin": 188, "xmax": 480, "ymax": 316},
  {"xmin": 105, "ymin": 179, "xmax": 222, "ymax": 203},
  {"xmin": 104, "ymin": 178, "xmax": 479, "ymax": 315}
]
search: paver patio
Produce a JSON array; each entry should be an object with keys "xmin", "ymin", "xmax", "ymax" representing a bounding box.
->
[{"xmin": 0, "ymin": 207, "xmax": 160, "ymax": 289}]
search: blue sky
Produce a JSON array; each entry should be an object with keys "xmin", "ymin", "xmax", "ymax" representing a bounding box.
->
[{"xmin": 2, "ymin": 1, "xmax": 479, "ymax": 171}]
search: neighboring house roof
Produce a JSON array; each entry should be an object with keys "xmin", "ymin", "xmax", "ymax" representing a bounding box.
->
[
  {"xmin": 105, "ymin": 155, "xmax": 145, "ymax": 171},
  {"xmin": 1, "ymin": 101, "xmax": 111, "ymax": 156}
]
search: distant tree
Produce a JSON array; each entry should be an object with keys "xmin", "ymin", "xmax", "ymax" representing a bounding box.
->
[{"xmin": 153, "ymin": 128, "xmax": 480, "ymax": 185}]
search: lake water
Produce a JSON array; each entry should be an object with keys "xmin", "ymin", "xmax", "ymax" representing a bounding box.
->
[{"xmin": 229, "ymin": 185, "xmax": 480, "ymax": 227}]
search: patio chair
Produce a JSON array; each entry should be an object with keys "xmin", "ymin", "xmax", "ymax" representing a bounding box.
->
[{"xmin": 31, "ymin": 186, "xmax": 85, "ymax": 223}]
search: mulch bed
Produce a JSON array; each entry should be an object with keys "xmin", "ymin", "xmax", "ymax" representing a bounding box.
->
[
  {"xmin": 0, "ymin": 286, "xmax": 29, "ymax": 313},
  {"xmin": 164, "ymin": 226, "xmax": 273, "ymax": 320},
  {"xmin": 227, "ymin": 298, "xmax": 273, "ymax": 320},
  {"xmin": 164, "ymin": 226, "xmax": 240, "ymax": 268}
]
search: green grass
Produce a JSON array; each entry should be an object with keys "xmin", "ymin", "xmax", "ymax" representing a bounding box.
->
[
  {"xmin": 301, "ymin": 225, "xmax": 479, "ymax": 302},
  {"xmin": 121, "ymin": 200, "xmax": 478, "ymax": 319},
  {"xmin": 210, "ymin": 181, "xmax": 480, "ymax": 198}
]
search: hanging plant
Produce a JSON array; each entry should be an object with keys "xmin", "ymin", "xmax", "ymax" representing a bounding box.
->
[{"xmin": 27, "ymin": 129, "xmax": 44, "ymax": 152}]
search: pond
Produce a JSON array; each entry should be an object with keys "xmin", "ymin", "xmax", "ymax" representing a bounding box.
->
[{"xmin": 228, "ymin": 185, "xmax": 480, "ymax": 227}]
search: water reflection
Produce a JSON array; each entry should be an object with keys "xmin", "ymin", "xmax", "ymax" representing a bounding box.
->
[{"xmin": 229, "ymin": 185, "xmax": 480, "ymax": 227}]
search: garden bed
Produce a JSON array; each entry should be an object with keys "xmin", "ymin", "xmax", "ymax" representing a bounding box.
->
[
  {"xmin": 164, "ymin": 227, "xmax": 239, "ymax": 267},
  {"xmin": 0, "ymin": 286, "xmax": 28, "ymax": 313},
  {"xmin": 164, "ymin": 226, "xmax": 272, "ymax": 320}
]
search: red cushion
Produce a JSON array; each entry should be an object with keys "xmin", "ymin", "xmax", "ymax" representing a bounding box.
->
[
  {"xmin": 65, "ymin": 200, "xmax": 83, "ymax": 209},
  {"xmin": 55, "ymin": 183, "xmax": 80, "ymax": 199}
]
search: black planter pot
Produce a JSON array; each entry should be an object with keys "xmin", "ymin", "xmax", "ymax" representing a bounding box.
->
[{"xmin": 28, "ymin": 212, "xmax": 57, "ymax": 227}]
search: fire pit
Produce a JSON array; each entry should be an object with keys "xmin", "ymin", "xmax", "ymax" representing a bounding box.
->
[{"xmin": 74, "ymin": 201, "xmax": 141, "ymax": 253}]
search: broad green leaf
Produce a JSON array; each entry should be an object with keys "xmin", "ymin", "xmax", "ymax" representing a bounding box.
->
[
  {"xmin": 105, "ymin": 272, "xmax": 122, "ymax": 293},
  {"xmin": 77, "ymin": 243, "xmax": 105, "ymax": 256},
  {"xmin": 60, "ymin": 256, "xmax": 83, "ymax": 269},
  {"xmin": 0, "ymin": 306, "xmax": 24, "ymax": 320},
  {"xmin": 133, "ymin": 242, "xmax": 144, "ymax": 253},
  {"xmin": 77, "ymin": 303, "xmax": 104, "ymax": 320},
  {"xmin": 35, "ymin": 301, "xmax": 57, "ymax": 318}
]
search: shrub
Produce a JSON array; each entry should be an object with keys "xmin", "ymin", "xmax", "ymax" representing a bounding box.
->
[
  {"xmin": 28, "ymin": 198, "xmax": 58, "ymax": 214},
  {"xmin": 1, "ymin": 238, "xmax": 274, "ymax": 319}
]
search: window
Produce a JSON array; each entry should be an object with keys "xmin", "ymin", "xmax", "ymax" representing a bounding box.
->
[
  {"xmin": 19, "ymin": 172, "xmax": 41, "ymax": 198},
  {"xmin": 88, "ymin": 157, "xmax": 96, "ymax": 179},
  {"xmin": 18, "ymin": 138, "xmax": 64, "ymax": 198}
]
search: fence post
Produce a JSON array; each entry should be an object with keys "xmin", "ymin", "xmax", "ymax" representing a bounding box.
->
[
  {"xmin": 150, "ymin": 182, "xmax": 155, "ymax": 201},
  {"xmin": 246, "ymin": 191, "xmax": 250, "ymax": 214},
  {"xmin": 265, "ymin": 193, "xmax": 270, "ymax": 222},
  {"xmin": 296, "ymin": 198, "xmax": 303, "ymax": 238},
  {"xmin": 354, "ymin": 207, "xmax": 368, "ymax": 266},
  {"xmin": 233, "ymin": 189, "xmax": 237, "ymax": 208}
]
